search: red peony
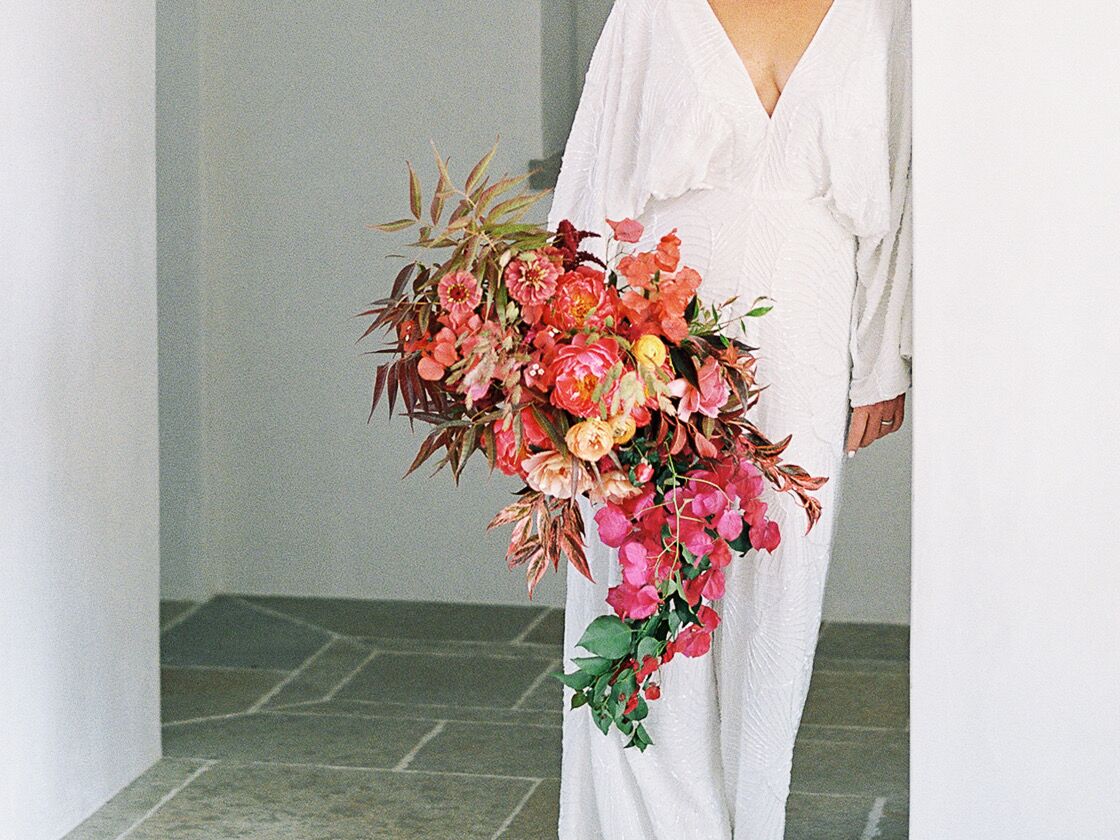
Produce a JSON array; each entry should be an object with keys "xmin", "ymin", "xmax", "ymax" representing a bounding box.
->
[{"xmin": 545, "ymin": 266, "xmax": 616, "ymax": 333}]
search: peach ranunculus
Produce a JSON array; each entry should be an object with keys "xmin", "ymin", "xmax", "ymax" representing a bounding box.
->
[
  {"xmin": 522, "ymin": 450, "xmax": 589, "ymax": 499},
  {"xmin": 589, "ymin": 470, "xmax": 643, "ymax": 505},
  {"xmin": 549, "ymin": 335, "xmax": 622, "ymax": 418},
  {"xmin": 608, "ymin": 413, "xmax": 636, "ymax": 444},
  {"xmin": 565, "ymin": 418, "xmax": 614, "ymax": 462},
  {"xmin": 667, "ymin": 356, "xmax": 731, "ymax": 422}
]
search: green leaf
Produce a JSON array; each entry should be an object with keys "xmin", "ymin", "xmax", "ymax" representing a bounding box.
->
[
  {"xmin": 465, "ymin": 136, "xmax": 499, "ymax": 195},
  {"xmin": 407, "ymin": 162, "xmax": 423, "ymax": 220},
  {"xmin": 745, "ymin": 305, "xmax": 773, "ymax": 318},
  {"xmin": 573, "ymin": 656, "xmax": 615, "ymax": 676},
  {"xmin": 576, "ymin": 615, "xmax": 633, "ymax": 660},
  {"xmin": 372, "ymin": 218, "xmax": 416, "ymax": 233},
  {"xmin": 636, "ymin": 636, "xmax": 660, "ymax": 663},
  {"xmin": 554, "ymin": 669, "xmax": 596, "ymax": 691},
  {"xmin": 570, "ymin": 691, "xmax": 589, "ymax": 709},
  {"xmin": 728, "ymin": 530, "xmax": 752, "ymax": 554}
]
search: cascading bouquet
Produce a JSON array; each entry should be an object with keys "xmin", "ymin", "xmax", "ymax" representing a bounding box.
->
[{"xmin": 361, "ymin": 143, "xmax": 826, "ymax": 750}]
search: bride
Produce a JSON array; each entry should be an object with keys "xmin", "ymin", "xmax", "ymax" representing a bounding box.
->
[{"xmin": 546, "ymin": 0, "xmax": 912, "ymax": 837}]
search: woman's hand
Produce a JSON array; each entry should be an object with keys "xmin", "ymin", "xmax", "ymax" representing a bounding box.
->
[{"xmin": 846, "ymin": 393, "xmax": 906, "ymax": 457}]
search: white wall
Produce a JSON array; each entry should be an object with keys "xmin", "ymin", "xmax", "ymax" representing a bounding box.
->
[
  {"xmin": 0, "ymin": 3, "xmax": 161, "ymax": 838},
  {"xmin": 910, "ymin": 2, "xmax": 1120, "ymax": 837},
  {"xmin": 158, "ymin": 0, "xmax": 910, "ymax": 622}
]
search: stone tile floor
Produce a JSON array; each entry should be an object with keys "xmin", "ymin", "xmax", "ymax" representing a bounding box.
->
[{"xmin": 66, "ymin": 597, "xmax": 909, "ymax": 839}]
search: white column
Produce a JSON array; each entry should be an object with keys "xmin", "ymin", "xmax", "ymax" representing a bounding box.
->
[
  {"xmin": 0, "ymin": 3, "xmax": 160, "ymax": 839},
  {"xmin": 911, "ymin": 2, "xmax": 1120, "ymax": 838}
]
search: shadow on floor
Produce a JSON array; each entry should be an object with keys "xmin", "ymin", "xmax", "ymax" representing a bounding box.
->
[{"xmin": 66, "ymin": 597, "xmax": 909, "ymax": 839}]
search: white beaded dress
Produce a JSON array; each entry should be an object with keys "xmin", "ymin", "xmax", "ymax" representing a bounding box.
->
[{"xmin": 545, "ymin": 0, "xmax": 913, "ymax": 838}]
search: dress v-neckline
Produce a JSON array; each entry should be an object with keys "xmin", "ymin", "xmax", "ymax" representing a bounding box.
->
[{"xmin": 699, "ymin": 0, "xmax": 840, "ymax": 124}]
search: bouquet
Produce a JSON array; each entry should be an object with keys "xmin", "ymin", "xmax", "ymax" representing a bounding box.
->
[{"xmin": 361, "ymin": 143, "xmax": 826, "ymax": 750}]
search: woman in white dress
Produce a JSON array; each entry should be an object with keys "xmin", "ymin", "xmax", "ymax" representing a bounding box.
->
[{"xmin": 545, "ymin": 0, "xmax": 912, "ymax": 837}]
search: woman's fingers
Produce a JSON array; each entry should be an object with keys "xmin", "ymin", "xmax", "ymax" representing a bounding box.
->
[
  {"xmin": 846, "ymin": 407, "xmax": 869, "ymax": 456},
  {"xmin": 859, "ymin": 402, "xmax": 884, "ymax": 449}
]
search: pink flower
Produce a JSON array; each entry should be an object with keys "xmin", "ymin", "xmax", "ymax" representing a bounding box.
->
[
  {"xmin": 437, "ymin": 271, "xmax": 481, "ymax": 320},
  {"xmin": 417, "ymin": 326, "xmax": 459, "ymax": 381},
  {"xmin": 505, "ymin": 251, "xmax": 562, "ymax": 306},
  {"xmin": 594, "ymin": 505, "xmax": 630, "ymax": 548},
  {"xmin": 606, "ymin": 582, "xmax": 660, "ymax": 620},
  {"xmin": 672, "ymin": 605, "xmax": 721, "ymax": 658},
  {"xmin": 667, "ymin": 357, "xmax": 730, "ymax": 422},
  {"xmin": 607, "ymin": 217, "xmax": 644, "ymax": 243},
  {"xmin": 492, "ymin": 410, "xmax": 550, "ymax": 478},
  {"xmin": 549, "ymin": 335, "xmax": 622, "ymax": 418}
]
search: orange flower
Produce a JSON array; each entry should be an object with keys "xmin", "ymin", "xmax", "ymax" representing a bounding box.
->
[{"xmin": 654, "ymin": 229, "xmax": 681, "ymax": 273}]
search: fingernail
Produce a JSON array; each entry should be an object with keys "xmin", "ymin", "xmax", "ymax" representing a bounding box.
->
[{"xmin": 847, "ymin": 451, "xmax": 855, "ymax": 459}]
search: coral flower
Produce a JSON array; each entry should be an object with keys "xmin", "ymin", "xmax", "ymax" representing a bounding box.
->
[
  {"xmin": 550, "ymin": 336, "xmax": 622, "ymax": 418},
  {"xmin": 505, "ymin": 251, "xmax": 562, "ymax": 306},
  {"xmin": 607, "ymin": 217, "xmax": 644, "ymax": 243},
  {"xmin": 437, "ymin": 270, "xmax": 481, "ymax": 320},
  {"xmin": 546, "ymin": 267, "xmax": 615, "ymax": 332},
  {"xmin": 492, "ymin": 410, "xmax": 550, "ymax": 477}
]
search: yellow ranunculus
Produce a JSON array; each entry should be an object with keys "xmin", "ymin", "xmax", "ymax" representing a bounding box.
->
[
  {"xmin": 565, "ymin": 418, "xmax": 615, "ymax": 461},
  {"xmin": 608, "ymin": 413, "xmax": 636, "ymax": 445},
  {"xmin": 632, "ymin": 334, "xmax": 667, "ymax": 368}
]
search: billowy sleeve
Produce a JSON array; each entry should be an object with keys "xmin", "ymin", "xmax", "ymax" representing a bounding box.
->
[
  {"xmin": 547, "ymin": 0, "xmax": 654, "ymax": 256},
  {"xmin": 848, "ymin": 0, "xmax": 913, "ymax": 407}
]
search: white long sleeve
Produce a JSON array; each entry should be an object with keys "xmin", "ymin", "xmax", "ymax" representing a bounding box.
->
[{"xmin": 848, "ymin": 0, "xmax": 913, "ymax": 407}]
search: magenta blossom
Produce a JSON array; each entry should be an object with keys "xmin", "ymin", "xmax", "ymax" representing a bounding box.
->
[{"xmin": 606, "ymin": 582, "xmax": 660, "ymax": 620}]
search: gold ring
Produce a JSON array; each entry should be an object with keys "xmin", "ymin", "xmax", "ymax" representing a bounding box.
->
[{"xmin": 880, "ymin": 419, "xmax": 894, "ymax": 426}]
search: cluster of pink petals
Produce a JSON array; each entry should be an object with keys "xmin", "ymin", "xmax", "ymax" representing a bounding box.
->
[
  {"xmin": 667, "ymin": 357, "xmax": 731, "ymax": 422},
  {"xmin": 505, "ymin": 251, "xmax": 562, "ymax": 307},
  {"xmin": 549, "ymin": 334, "xmax": 622, "ymax": 418},
  {"xmin": 595, "ymin": 459, "xmax": 780, "ymax": 623},
  {"xmin": 437, "ymin": 270, "xmax": 482, "ymax": 321}
]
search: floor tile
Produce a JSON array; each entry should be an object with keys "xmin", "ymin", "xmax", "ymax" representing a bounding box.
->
[
  {"xmin": 262, "ymin": 637, "xmax": 372, "ymax": 708},
  {"xmin": 159, "ymin": 600, "xmax": 197, "ymax": 630},
  {"xmin": 125, "ymin": 763, "xmax": 533, "ymax": 840},
  {"xmin": 161, "ymin": 596, "xmax": 331, "ymax": 670},
  {"xmin": 791, "ymin": 735, "xmax": 908, "ymax": 799},
  {"xmin": 364, "ymin": 635, "xmax": 562, "ymax": 661},
  {"xmin": 408, "ymin": 720, "xmax": 561, "ymax": 779},
  {"xmin": 63, "ymin": 758, "xmax": 207, "ymax": 840},
  {"xmin": 801, "ymin": 669, "xmax": 909, "ymax": 729},
  {"xmin": 498, "ymin": 779, "xmax": 560, "ymax": 839},
  {"xmin": 784, "ymin": 792, "xmax": 880, "ymax": 840},
  {"xmin": 163, "ymin": 711, "xmax": 435, "ymax": 769},
  {"xmin": 515, "ymin": 667, "xmax": 563, "ymax": 713},
  {"xmin": 287, "ymin": 698, "xmax": 563, "ymax": 728},
  {"xmin": 522, "ymin": 608, "xmax": 565, "ymax": 644},
  {"xmin": 817, "ymin": 623, "xmax": 910, "ymax": 662},
  {"xmin": 336, "ymin": 651, "xmax": 555, "ymax": 708},
  {"xmin": 161, "ymin": 666, "xmax": 284, "ymax": 723},
  {"xmin": 242, "ymin": 595, "xmax": 546, "ymax": 642}
]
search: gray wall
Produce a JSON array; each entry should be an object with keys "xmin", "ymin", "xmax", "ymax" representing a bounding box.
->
[
  {"xmin": 158, "ymin": 0, "xmax": 910, "ymax": 623},
  {"xmin": 1, "ymin": 2, "xmax": 161, "ymax": 837}
]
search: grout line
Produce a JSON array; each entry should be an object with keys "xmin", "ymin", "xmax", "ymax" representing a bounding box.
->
[
  {"xmin": 229, "ymin": 595, "xmax": 342, "ymax": 640},
  {"xmin": 321, "ymin": 650, "xmax": 380, "ymax": 701},
  {"xmin": 511, "ymin": 659, "xmax": 561, "ymax": 710},
  {"xmin": 175, "ymin": 756, "xmax": 545, "ymax": 783},
  {"xmin": 160, "ymin": 662, "xmax": 290, "ymax": 676},
  {"xmin": 311, "ymin": 697, "xmax": 566, "ymax": 716},
  {"xmin": 791, "ymin": 790, "xmax": 880, "ymax": 800},
  {"xmin": 257, "ymin": 708, "xmax": 562, "ymax": 730},
  {"xmin": 161, "ymin": 710, "xmax": 254, "ymax": 728},
  {"xmin": 799, "ymin": 724, "xmax": 902, "ymax": 733},
  {"xmin": 113, "ymin": 761, "xmax": 214, "ymax": 840},
  {"xmin": 247, "ymin": 638, "xmax": 336, "ymax": 713},
  {"xmin": 357, "ymin": 646, "xmax": 557, "ymax": 663},
  {"xmin": 159, "ymin": 601, "xmax": 204, "ymax": 634},
  {"xmin": 511, "ymin": 609, "xmax": 554, "ymax": 645},
  {"xmin": 392, "ymin": 720, "xmax": 447, "ymax": 771},
  {"xmin": 262, "ymin": 698, "xmax": 330, "ymax": 712},
  {"xmin": 489, "ymin": 778, "xmax": 543, "ymax": 840},
  {"xmin": 860, "ymin": 796, "xmax": 888, "ymax": 840}
]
